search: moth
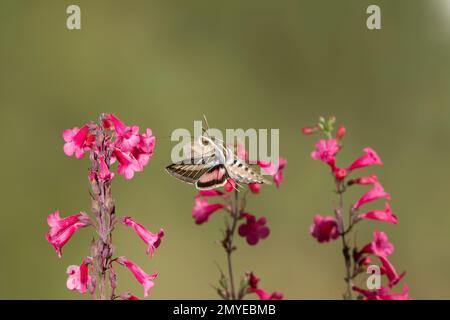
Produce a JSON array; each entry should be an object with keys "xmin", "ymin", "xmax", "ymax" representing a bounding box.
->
[{"xmin": 165, "ymin": 116, "xmax": 270, "ymax": 190}]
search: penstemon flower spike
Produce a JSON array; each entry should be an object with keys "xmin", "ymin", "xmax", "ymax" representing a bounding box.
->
[
  {"xmin": 302, "ymin": 116, "xmax": 409, "ymax": 300},
  {"xmin": 191, "ymin": 144, "xmax": 287, "ymax": 300},
  {"xmin": 45, "ymin": 113, "xmax": 164, "ymax": 300}
]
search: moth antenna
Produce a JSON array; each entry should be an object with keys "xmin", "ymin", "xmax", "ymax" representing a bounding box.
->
[{"xmin": 202, "ymin": 115, "xmax": 211, "ymax": 138}]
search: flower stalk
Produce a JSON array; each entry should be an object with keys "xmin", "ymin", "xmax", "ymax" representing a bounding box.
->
[
  {"xmin": 191, "ymin": 146, "xmax": 286, "ymax": 300},
  {"xmin": 304, "ymin": 116, "xmax": 409, "ymax": 300},
  {"xmin": 46, "ymin": 113, "xmax": 163, "ymax": 300}
]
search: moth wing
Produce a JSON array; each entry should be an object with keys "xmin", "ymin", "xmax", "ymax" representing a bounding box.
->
[
  {"xmin": 165, "ymin": 163, "xmax": 215, "ymax": 185},
  {"xmin": 195, "ymin": 164, "xmax": 228, "ymax": 190}
]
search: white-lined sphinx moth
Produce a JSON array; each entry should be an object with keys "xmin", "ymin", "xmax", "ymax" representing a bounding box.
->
[{"xmin": 165, "ymin": 116, "xmax": 270, "ymax": 190}]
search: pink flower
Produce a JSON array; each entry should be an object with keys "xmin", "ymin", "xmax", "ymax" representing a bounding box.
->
[
  {"xmin": 197, "ymin": 189, "xmax": 224, "ymax": 198},
  {"xmin": 347, "ymin": 148, "xmax": 383, "ymax": 172},
  {"xmin": 236, "ymin": 143, "xmax": 248, "ymax": 162},
  {"xmin": 248, "ymin": 272, "xmax": 260, "ymax": 289},
  {"xmin": 116, "ymin": 257, "xmax": 157, "ymax": 298},
  {"xmin": 310, "ymin": 214, "xmax": 340, "ymax": 243},
  {"xmin": 66, "ymin": 258, "xmax": 93, "ymax": 294},
  {"xmin": 120, "ymin": 292, "xmax": 140, "ymax": 300},
  {"xmin": 108, "ymin": 114, "xmax": 140, "ymax": 152},
  {"xmin": 360, "ymin": 231, "xmax": 394, "ymax": 257},
  {"xmin": 379, "ymin": 256, "xmax": 406, "ymax": 288},
  {"xmin": 358, "ymin": 203, "xmax": 397, "ymax": 224},
  {"xmin": 98, "ymin": 156, "xmax": 114, "ymax": 182},
  {"xmin": 131, "ymin": 128, "xmax": 156, "ymax": 168},
  {"xmin": 352, "ymin": 182, "xmax": 390, "ymax": 211},
  {"xmin": 192, "ymin": 197, "xmax": 224, "ymax": 224},
  {"xmin": 113, "ymin": 149, "xmax": 142, "ymax": 180},
  {"xmin": 348, "ymin": 175, "xmax": 379, "ymax": 186},
  {"xmin": 224, "ymin": 179, "xmax": 236, "ymax": 192},
  {"xmin": 272, "ymin": 158, "xmax": 287, "ymax": 187},
  {"xmin": 353, "ymin": 285, "xmax": 409, "ymax": 300},
  {"xmin": 251, "ymin": 288, "xmax": 284, "ymax": 300},
  {"xmin": 248, "ymin": 183, "xmax": 261, "ymax": 194},
  {"xmin": 120, "ymin": 217, "xmax": 164, "ymax": 257},
  {"xmin": 257, "ymin": 157, "xmax": 287, "ymax": 187},
  {"xmin": 238, "ymin": 214, "xmax": 270, "ymax": 245},
  {"xmin": 247, "ymin": 272, "xmax": 283, "ymax": 300},
  {"xmin": 45, "ymin": 211, "xmax": 89, "ymax": 257},
  {"xmin": 66, "ymin": 257, "xmax": 95, "ymax": 293},
  {"xmin": 311, "ymin": 139, "xmax": 340, "ymax": 166},
  {"xmin": 62, "ymin": 126, "xmax": 91, "ymax": 159},
  {"xmin": 137, "ymin": 128, "xmax": 156, "ymax": 154}
]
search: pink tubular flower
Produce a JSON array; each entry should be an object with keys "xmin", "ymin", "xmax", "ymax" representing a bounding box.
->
[
  {"xmin": 360, "ymin": 231, "xmax": 394, "ymax": 257},
  {"xmin": 348, "ymin": 174, "xmax": 379, "ymax": 186},
  {"xmin": 192, "ymin": 197, "xmax": 224, "ymax": 224},
  {"xmin": 310, "ymin": 214, "xmax": 340, "ymax": 243},
  {"xmin": 197, "ymin": 189, "xmax": 224, "ymax": 197},
  {"xmin": 247, "ymin": 272, "xmax": 283, "ymax": 300},
  {"xmin": 113, "ymin": 149, "xmax": 142, "ymax": 180},
  {"xmin": 63, "ymin": 125, "xmax": 91, "ymax": 159},
  {"xmin": 66, "ymin": 259, "xmax": 92, "ymax": 294},
  {"xmin": 121, "ymin": 292, "xmax": 140, "ymax": 300},
  {"xmin": 45, "ymin": 211, "xmax": 89, "ymax": 257},
  {"xmin": 236, "ymin": 143, "xmax": 249, "ymax": 162},
  {"xmin": 257, "ymin": 157, "xmax": 287, "ymax": 187},
  {"xmin": 273, "ymin": 158, "xmax": 287, "ymax": 187},
  {"xmin": 353, "ymin": 285, "xmax": 409, "ymax": 300},
  {"xmin": 224, "ymin": 179, "xmax": 236, "ymax": 192},
  {"xmin": 358, "ymin": 203, "xmax": 397, "ymax": 224},
  {"xmin": 116, "ymin": 257, "xmax": 157, "ymax": 298},
  {"xmin": 248, "ymin": 272, "xmax": 260, "ymax": 289},
  {"xmin": 248, "ymin": 183, "xmax": 261, "ymax": 194},
  {"xmin": 120, "ymin": 217, "xmax": 164, "ymax": 257},
  {"xmin": 137, "ymin": 129, "xmax": 156, "ymax": 155},
  {"xmin": 98, "ymin": 156, "xmax": 114, "ymax": 182},
  {"xmin": 238, "ymin": 214, "xmax": 270, "ymax": 245},
  {"xmin": 379, "ymin": 256, "xmax": 406, "ymax": 288},
  {"xmin": 108, "ymin": 114, "xmax": 140, "ymax": 152},
  {"xmin": 352, "ymin": 182, "xmax": 390, "ymax": 211},
  {"xmin": 311, "ymin": 139, "xmax": 340, "ymax": 166},
  {"xmin": 131, "ymin": 128, "xmax": 156, "ymax": 168},
  {"xmin": 251, "ymin": 288, "xmax": 284, "ymax": 300},
  {"xmin": 347, "ymin": 148, "xmax": 383, "ymax": 172}
]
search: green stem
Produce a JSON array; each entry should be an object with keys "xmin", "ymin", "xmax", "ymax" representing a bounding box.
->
[
  {"xmin": 225, "ymin": 190, "xmax": 239, "ymax": 300},
  {"xmin": 336, "ymin": 181, "xmax": 353, "ymax": 300}
]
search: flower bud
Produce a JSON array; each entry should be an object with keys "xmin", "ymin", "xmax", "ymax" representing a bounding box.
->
[{"xmin": 336, "ymin": 126, "xmax": 346, "ymax": 140}]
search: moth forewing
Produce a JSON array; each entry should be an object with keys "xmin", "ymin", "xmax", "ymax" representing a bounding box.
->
[{"xmin": 166, "ymin": 116, "xmax": 272, "ymax": 190}]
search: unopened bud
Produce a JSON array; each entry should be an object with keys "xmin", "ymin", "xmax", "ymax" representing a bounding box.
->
[
  {"xmin": 336, "ymin": 126, "xmax": 346, "ymax": 140},
  {"xmin": 109, "ymin": 267, "xmax": 117, "ymax": 289},
  {"xmin": 301, "ymin": 126, "xmax": 318, "ymax": 135},
  {"xmin": 334, "ymin": 168, "xmax": 347, "ymax": 181}
]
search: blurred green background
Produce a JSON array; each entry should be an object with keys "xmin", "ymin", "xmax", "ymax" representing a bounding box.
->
[{"xmin": 1, "ymin": 0, "xmax": 450, "ymax": 299}]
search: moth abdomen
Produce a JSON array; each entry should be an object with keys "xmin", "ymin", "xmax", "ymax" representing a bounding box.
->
[{"xmin": 226, "ymin": 158, "xmax": 270, "ymax": 185}]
